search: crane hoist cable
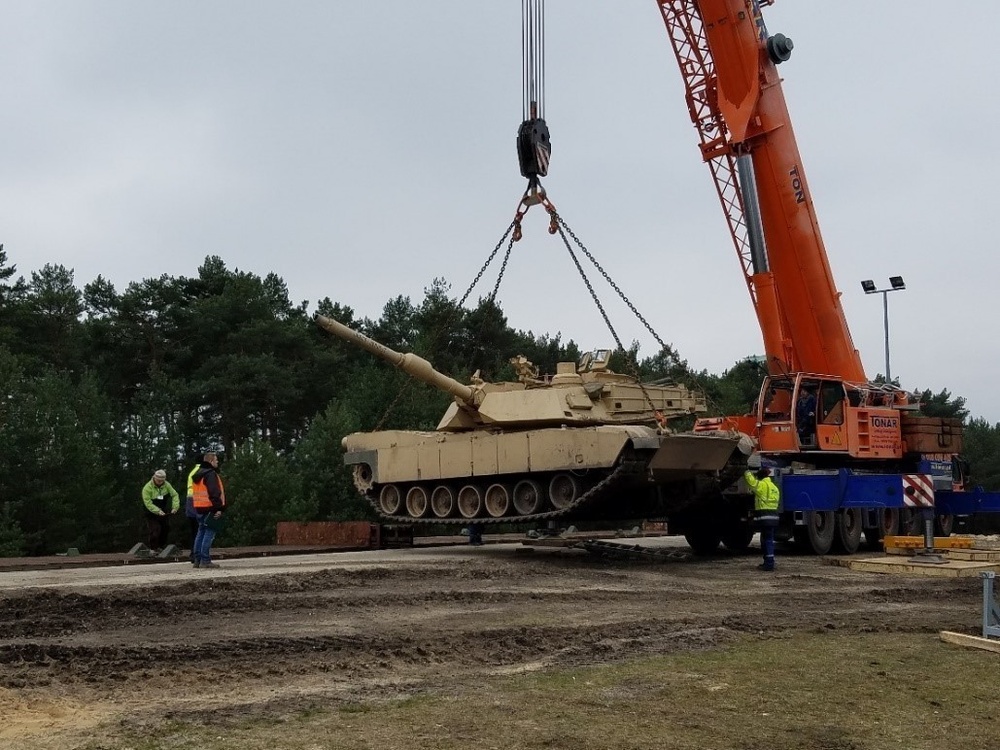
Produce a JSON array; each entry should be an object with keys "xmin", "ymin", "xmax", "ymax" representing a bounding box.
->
[
  {"xmin": 518, "ymin": 0, "xmax": 550, "ymax": 187},
  {"xmin": 513, "ymin": 0, "xmax": 556, "ymax": 242},
  {"xmin": 374, "ymin": 2, "xmax": 718, "ymax": 430}
]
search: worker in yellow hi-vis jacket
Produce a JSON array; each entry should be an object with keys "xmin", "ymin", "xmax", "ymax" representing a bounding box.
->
[{"xmin": 745, "ymin": 462, "xmax": 780, "ymax": 572}]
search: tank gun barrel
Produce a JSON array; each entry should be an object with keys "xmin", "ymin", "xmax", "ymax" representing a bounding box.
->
[{"xmin": 314, "ymin": 314, "xmax": 476, "ymax": 404}]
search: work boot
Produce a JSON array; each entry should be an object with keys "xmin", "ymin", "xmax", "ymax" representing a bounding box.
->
[
  {"xmin": 199, "ymin": 562, "xmax": 221, "ymax": 569},
  {"xmin": 192, "ymin": 560, "xmax": 200, "ymax": 568},
  {"xmin": 757, "ymin": 563, "xmax": 775, "ymax": 572}
]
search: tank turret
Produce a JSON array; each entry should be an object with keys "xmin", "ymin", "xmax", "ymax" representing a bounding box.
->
[
  {"xmin": 315, "ymin": 314, "xmax": 706, "ymax": 432},
  {"xmin": 315, "ymin": 314, "xmax": 743, "ymax": 525}
]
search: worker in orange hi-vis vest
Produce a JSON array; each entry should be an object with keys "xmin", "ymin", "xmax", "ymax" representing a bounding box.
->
[{"xmin": 190, "ymin": 452, "xmax": 226, "ymax": 569}]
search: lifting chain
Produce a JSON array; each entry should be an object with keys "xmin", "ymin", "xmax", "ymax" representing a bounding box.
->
[
  {"xmin": 553, "ymin": 213, "xmax": 670, "ymax": 353},
  {"xmin": 372, "ymin": 221, "xmax": 518, "ymax": 432},
  {"xmin": 548, "ymin": 210, "xmax": 671, "ymax": 429},
  {"xmin": 504, "ymin": 185, "xmax": 695, "ymax": 430},
  {"xmin": 543, "ymin": 203, "xmax": 725, "ymax": 423}
]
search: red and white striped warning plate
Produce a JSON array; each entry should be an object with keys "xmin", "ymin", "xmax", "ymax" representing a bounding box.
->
[{"xmin": 902, "ymin": 474, "xmax": 935, "ymax": 507}]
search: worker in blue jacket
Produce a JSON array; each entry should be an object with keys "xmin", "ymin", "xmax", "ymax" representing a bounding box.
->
[{"xmin": 745, "ymin": 460, "xmax": 780, "ymax": 572}]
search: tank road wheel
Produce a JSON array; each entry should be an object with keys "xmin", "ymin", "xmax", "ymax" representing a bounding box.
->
[
  {"xmin": 405, "ymin": 486, "xmax": 430, "ymax": 518},
  {"xmin": 458, "ymin": 485, "xmax": 484, "ymax": 519},
  {"xmin": 864, "ymin": 508, "xmax": 899, "ymax": 550},
  {"xmin": 431, "ymin": 485, "xmax": 457, "ymax": 518},
  {"xmin": 378, "ymin": 485, "xmax": 403, "ymax": 516},
  {"xmin": 548, "ymin": 474, "xmax": 579, "ymax": 510},
  {"xmin": 934, "ymin": 513, "xmax": 955, "ymax": 537},
  {"xmin": 832, "ymin": 508, "xmax": 863, "ymax": 554},
  {"xmin": 484, "ymin": 483, "xmax": 512, "ymax": 518},
  {"xmin": 796, "ymin": 510, "xmax": 835, "ymax": 555},
  {"xmin": 512, "ymin": 479, "xmax": 544, "ymax": 516}
]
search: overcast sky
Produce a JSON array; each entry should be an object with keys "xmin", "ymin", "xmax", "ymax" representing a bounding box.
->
[{"xmin": 3, "ymin": 1, "xmax": 999, "ymax": 423}]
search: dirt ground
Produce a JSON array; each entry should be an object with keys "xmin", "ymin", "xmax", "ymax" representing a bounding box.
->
[{"xmin": 0, "ymin": 538, "xmax": 992, "ymax": 749}]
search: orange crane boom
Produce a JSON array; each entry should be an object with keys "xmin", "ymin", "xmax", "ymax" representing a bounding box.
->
[{"xmin": 656, "ymin": 0, "xmax": 865, "ymax": 382}]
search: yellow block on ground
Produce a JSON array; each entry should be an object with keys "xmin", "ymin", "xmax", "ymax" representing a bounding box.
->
[{"xmin": 883, "ymin": 535, "xmax": 975, "ymax": 551}]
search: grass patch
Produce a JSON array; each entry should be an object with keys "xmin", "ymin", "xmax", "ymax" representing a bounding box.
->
[{"xmin": 93, "ymin": 632, "xmax": 999, "ymax": 750}]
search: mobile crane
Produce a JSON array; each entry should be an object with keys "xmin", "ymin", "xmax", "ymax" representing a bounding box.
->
[{"xmin": 655, "ymin": 0, "xmax": 1000, "ymax": 554}]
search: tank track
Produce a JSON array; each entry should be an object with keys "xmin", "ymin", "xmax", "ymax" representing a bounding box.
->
[
  {"xmin": 574, "ymin": 539, "xmax": 692, "ymax": 563},
  {"xmin": 361, "ymin": 459, "xmax": 637, "ymax": 526}
]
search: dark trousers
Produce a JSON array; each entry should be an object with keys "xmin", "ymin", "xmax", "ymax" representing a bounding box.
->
[
  {"xmin": 760, "ymin": 526, "xmax": 776, "ymax": 570},
  {"xmin": 145, "ymin": 513, "xmax": 169, "ymax": 550},
  {"xmin": 756, "ymin": 511, "xmax": 778, "ymax": 571},
  {"xmin": 468, "ymin": 523, "xmax": 484, "ymax": 546},
  {"xmin": 187, "ymin": 517, "xmax": 199, "ymax": 559}
]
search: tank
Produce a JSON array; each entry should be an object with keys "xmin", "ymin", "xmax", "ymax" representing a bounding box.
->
[{"xmin": 316, "ymin": 314, "xmax": 748, "ymax": 525}]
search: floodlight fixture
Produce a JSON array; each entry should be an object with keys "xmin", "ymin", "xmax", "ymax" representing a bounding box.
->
[
  {"xmin": 889, "ymin": 275, "xmax": 905, "ymax": 290},
  {"xmin": 861, "ymin": 279, "xmax": 876, "ymax": 293}
]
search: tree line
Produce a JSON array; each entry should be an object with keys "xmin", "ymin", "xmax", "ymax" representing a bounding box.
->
[{"xmin": 1, "ymin": 245, "xmax": 998, "ymax": 556}]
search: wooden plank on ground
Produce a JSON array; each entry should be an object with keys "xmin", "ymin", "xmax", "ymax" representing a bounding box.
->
[
  {"xmin": 940, "ymin": 631, "xmax": 1000, "ymax": 655},
  {"xmin": 882, "ymin": 547, "xmax": 1000, "ymax": 561},
  {"xmin": 840, "ymin": 556, "xmax": 1000, "ymax": 577},
  {"xmin": 946, "ymin": 548, "xmax": 1000, "ymax": 562}
]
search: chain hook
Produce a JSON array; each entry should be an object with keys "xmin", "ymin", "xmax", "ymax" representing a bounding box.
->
[{"xmin": 512, "ymin": 180, "xmax": 559, "ymax": 242}]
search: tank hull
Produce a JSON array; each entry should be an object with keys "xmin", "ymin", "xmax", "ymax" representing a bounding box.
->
[{"xmin": 344, "ymin": 426, "xmax": 747, "ymax": 524}]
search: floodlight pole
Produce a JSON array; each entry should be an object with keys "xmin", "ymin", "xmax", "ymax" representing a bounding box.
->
[
  {"xmin": 880, "ymin": 290, "xmax": 891, "ymax": 383},
  {"xmin": 861, "ymin": 278, "xmax": 905, "ymax": 383}
]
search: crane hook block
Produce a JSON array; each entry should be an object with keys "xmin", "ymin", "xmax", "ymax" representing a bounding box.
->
[
  {"xmin": 517, "ymin": 117, "xmax": 551, "ymax": 180},
  {"xmin": 767, "ymin": 33, "xmax": 794, "ymax": 65}
]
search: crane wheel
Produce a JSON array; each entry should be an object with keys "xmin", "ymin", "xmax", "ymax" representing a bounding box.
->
[
  {"xmin": 832, "ymin": 508, "xmax": 862, "ymax": 554},
  {"xmin": 684, "ymin": 526, "xmax": 722, "ymax": 556},
  {"xmin": 720, "ymin": 523, "xmax": 754, "ymax": 554},
  {"xmin": 864, "ymin": 508, "xmax": 899, "ymax": 550},
  {"xmin": 900, "ymin": 508, "xmax": 924, "ymax": 537},
  {"xmin": 795, "ymin": 510, "xmax": 834, "ymax": 555},
  {"xmin": 934, "ymin": 514, "xmax": 955, "ymax": 537}
]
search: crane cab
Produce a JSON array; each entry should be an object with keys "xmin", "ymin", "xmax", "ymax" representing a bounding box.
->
[{"xmin": 756, "ymin": 374, "xmax": 903, "ymax": 459}]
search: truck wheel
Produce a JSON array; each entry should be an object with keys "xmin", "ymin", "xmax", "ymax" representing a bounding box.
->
[
  {"xmin": 832, "ymin": 508, "xmax": 862, "ymax": 554},
  {"xmin": 864, "ymin": 508, "xmax": 898, "ymax": 550},
  {"xmin": 720, "ymin": 524, "xmax": 754, "ymax": 554},
  {"xmin": 800, "ymin": 510, "xmax": 834, "ymax": 555},
  {"xmin": 684, "ymin": 527, "xmax": 721, "ymax": 556},
  {"xmin": 934, "ymin": 514, "xmax": 955, "ymax": 537}
]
